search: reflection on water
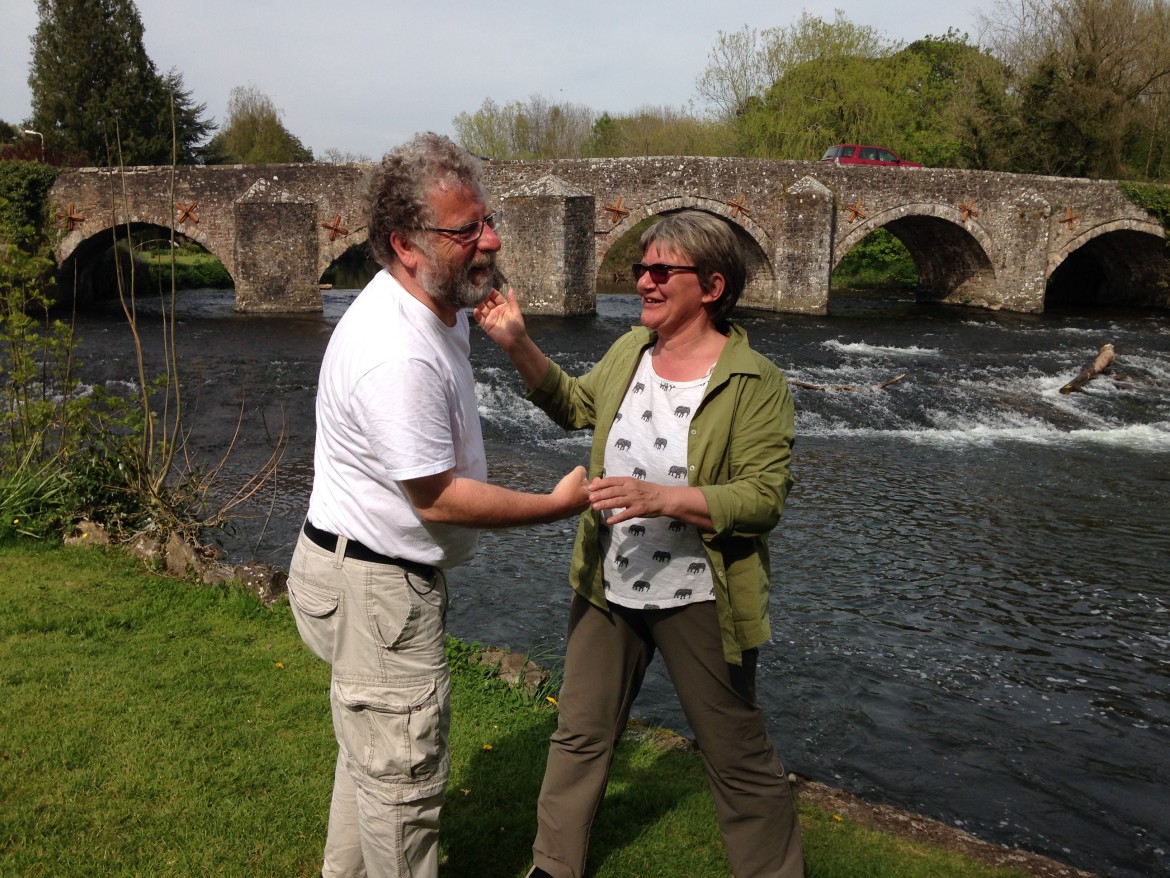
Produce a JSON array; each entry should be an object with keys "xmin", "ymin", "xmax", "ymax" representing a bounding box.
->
[{"xmin": 74, "ymin": 289, "xmax": 1169, "ymax": 878}]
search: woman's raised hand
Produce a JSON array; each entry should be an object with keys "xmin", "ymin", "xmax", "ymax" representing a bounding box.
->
[
  {"xmin": 473, "ymin": 288, "xmax": 527, "ymax": 348},
  {"xmin": 474, "ymin": 287, "xmax": 551, "ymax": 392}
]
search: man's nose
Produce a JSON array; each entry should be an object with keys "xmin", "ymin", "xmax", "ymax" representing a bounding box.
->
[{"xmin": 478, "ymin": 222, "xmax": 501, "ymax": 252}]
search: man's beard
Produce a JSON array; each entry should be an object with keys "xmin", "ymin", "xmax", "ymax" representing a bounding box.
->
[{"xmin": 419, "ymin": 249, "xmax": 496, "ymax": 310}]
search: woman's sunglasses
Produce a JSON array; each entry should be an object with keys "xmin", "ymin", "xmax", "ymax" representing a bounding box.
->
[{"xmin": 631, "ymin": 263, "xmax": 699, "ymax": 284}]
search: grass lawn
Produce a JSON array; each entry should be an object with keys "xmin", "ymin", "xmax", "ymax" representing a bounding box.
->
[{"xmin": 0, "ymin": 541, "xmax": 1048, "ymax": 877}]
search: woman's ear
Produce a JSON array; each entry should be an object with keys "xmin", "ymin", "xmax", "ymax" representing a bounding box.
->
[{"xmin": 702, "ymin": 271, "xmax": 726, "ymax": 305}]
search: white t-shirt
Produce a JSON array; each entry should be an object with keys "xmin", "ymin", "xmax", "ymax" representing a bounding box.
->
[
  {"xmin": 600, "ymin": 350, "xmax": 715, "ymax": 609},
  {"xmin": 307, "ymin": 269, "xmax": 487, "ymax": 568}
]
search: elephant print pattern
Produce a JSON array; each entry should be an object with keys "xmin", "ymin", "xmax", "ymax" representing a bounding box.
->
[{"xmin": 599, "ymin": 349, "xmax": 717, "ymax": 611}]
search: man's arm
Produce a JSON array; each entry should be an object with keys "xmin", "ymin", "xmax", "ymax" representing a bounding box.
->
[{"xmin": 402, "ymin": 465, "xmax": 589, "ymax": 528}]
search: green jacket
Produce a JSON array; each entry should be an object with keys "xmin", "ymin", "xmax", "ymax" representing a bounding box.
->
[{"xmin": 529, "ymin": 324, "xmax": 795, "ymax": 665}]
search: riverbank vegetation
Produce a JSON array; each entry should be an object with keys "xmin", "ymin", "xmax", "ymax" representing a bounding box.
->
[
  {"xmin": 131, "ymin": 241, "xmax": 232, "ymax": 290},
  {"xmin": 0, "ymin": 540, "xmax": 1054, "ymax": 878},
  {"xmin": 0, "ymin": 158, "xmax": 273, "ymax": 554}
]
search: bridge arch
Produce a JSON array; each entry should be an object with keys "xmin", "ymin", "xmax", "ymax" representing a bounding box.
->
[
  {"xmin": 836, "ymin": 202, "xmax": 999, "ymax": 307},
  {"xmin": 318, "ymin": 227, "xmax": 371, "ymax": 286},
  {"xmin": 57, "ymin": 220, "xmax": 234, "ymax": 305},
  {"xmin": 1047, "ymin": 219, "xmax": 1167, "ymax": 309},
  {"xmin": 57, "ymin": 211, "xmax": 235, "ymax": 282},
  {"xmin": 320, "ymin": 237, "xmax": 378, "ymax": 289},
  {"xmin": 596, "ymin": 195, "xmax": 775, "ymax": 310}
]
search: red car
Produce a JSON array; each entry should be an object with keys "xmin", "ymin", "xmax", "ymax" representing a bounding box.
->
[{"xmin": 821, "ymin": 144, "xmax": 922, "ymax": 168}]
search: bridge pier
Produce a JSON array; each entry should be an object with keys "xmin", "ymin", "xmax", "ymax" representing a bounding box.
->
[
  {"xmin": 976, "ymin": 190, "xmax": 1053, "ymax": 312},
  {"xmin": 232, "ymin": 179, "xmax": 322, "ymax": 313},
  {"xmin": 497, "ymin": 176, "xmax": 595, "ymax": 315},
  {"xmin": 769, "ymin": 177, "xmax": 836, "ymax": 315}
]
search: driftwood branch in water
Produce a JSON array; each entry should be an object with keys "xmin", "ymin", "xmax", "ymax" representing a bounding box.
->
[
  {"xmin": 791, "ymin": 373, "xmax": 907, "ymax": 392},
  {"xmin": 1059, "ymin": 344, "xmax": 1115, "ymax": 395}
]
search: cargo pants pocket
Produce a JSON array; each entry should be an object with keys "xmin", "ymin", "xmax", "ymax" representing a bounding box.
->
[
  {"xmin": 333, "ymin": 677, "xmax": 448, "ymax": 802},
  {"xmin": 287, "ymin": 574, "xmax": 342, "ymax": 664}
]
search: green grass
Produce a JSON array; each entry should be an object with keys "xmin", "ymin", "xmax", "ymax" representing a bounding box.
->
[
  {"xmin": 0, "ymin": 542, "xmax": 1041, "ymax": 878},
  {"xmin": 832, "ymin": 228, "xmax": 918, "ymax": 291},
  {"xmin": 139, "ymin": 250, "xmax": 232, "ymax": 289}
]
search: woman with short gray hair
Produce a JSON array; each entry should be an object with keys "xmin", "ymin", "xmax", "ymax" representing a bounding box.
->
[{"xmin": 475, "ymin": 209, "xmax": 804, "ymax": 878}]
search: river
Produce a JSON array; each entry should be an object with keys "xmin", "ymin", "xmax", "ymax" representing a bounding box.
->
[{"xmin": 74, "ymin": 287, "xmax": 1170, "ymax": 878}]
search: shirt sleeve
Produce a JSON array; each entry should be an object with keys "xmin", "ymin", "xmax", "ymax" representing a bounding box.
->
[
  {"xmin": 352, "ymin": 355, "xmax": 457, "ymax": 481},
  {"xmin": 698, "ymin": 365, "xmax": 794, "ymax": 538}
]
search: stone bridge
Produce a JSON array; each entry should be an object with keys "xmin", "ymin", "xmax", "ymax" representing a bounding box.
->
[{"xmin": 47, "ymin": 157, "xmax": 1170, "ymax": 314}]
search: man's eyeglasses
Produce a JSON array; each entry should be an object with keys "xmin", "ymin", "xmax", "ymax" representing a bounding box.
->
[
  {"xmin": 631, "ymin": 262, "xmax": 699, "ymax": 284},
  {"xmin": 421, "ymin": 209, "xmax": 502, "ymax": 245}
]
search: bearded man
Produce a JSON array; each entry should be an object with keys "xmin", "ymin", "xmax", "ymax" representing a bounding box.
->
[{"xmin": 287, "ymin": 132, "xmax": 588, "ymax": 878}]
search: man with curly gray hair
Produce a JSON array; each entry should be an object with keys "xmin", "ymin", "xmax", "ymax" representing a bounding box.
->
[{"xmin": 287, "ymin": 132, "xmax": 588, "ymax": 878}]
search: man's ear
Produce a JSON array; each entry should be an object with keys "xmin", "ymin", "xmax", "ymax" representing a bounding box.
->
[{"xmin": 390, "ymin": 230, "xmax": 422, "ymax": 271}]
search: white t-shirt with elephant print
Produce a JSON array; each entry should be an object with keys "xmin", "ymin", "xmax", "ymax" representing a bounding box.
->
[{"xmin": 599, "ymin": 350, "xmax": 715, "ymax": 610}]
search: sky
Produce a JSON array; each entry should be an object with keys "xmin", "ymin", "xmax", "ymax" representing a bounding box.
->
[{"xmin": 1, "ymin": 1, "xmax": 985, "ymax": 160}]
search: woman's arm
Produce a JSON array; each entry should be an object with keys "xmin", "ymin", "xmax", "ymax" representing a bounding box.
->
[
  {"xmin": 585, "ymin": 477, "xmax": 714, "ymax": 530},
  {"xmin": 473, "ymin": 288, "xmax": 549, "ymax": 391},
  {"xmin": 698, "ymin": 367, "xmax": 794, "ymax": 538}
]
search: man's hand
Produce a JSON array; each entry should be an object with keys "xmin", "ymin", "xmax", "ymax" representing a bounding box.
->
[
  {"xmin": 402, "ymin": 465, "xmax": 589, "ymax": 527},
  {"xmin": 554, "ymin": 465, "xmax": 591, "ymax": 515}
]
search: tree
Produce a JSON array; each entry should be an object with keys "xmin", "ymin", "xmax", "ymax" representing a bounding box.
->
[
  {"xmin": 205, "ymin": 86, "xmax": 313, "ymax": 164},
  {"xmin": 453, "ymin": 95, "xmax": 595, "ymax": 159},
  {"xmin": 582, "ymin": 106, "xmax": 735, "ymax": 158},
  {"xmin": 935, "ymin": 43, "xmax": 1016, "ymax": 171},
  {"xmin": 453, "ymin": 98, "xmax": 513, "ymax": 158},
  {"xmin": 320, "ymin": 148, "xmax": 372, "ymax": 164},
  {"xmin": 27, "ymin": 0, "xmax": 213, "ymax": 165},
  {"xmin": 699, "ymin": 12, "xmax": 924, "ymax": 160},
  {"xmin": 0, "ymin": 122, "xmax": 39, "ymax": 163},
  {"xmin": 897, "ymin": 32, "xmax": 1007, "ymax": 168},
  {"xmin": 695, "ymin": 25, "xmax": 771, "ymax": 122},
  {"xmin": 454, "ymin": 96, "xmax": 734, "ymax": 160},
  {"xmin": 977, "ymin": 0, "xmax": 1170, "ymax": 179},
  {"xmin": 156, "ymin": 68, "xmax": 216, "ymax": 165},
  {"xmin": 697, "ymin": 12, "xmax": 890, "ymax": 123},
  {"xmin": 701, "ymin": 15, "xmax": 1019, "ymax": 170},
  {"xmin": 728, "ymin": 19, "xmax": 922, "ymax": 160}
]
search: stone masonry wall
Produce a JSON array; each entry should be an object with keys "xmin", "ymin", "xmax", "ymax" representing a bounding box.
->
[{"xmin": 50, "ymin": 159, "xmax": 1170, "ymax": 314}]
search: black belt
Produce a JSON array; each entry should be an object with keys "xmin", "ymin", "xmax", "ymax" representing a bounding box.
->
[{"xmin": 302, "ymin": 520, "xmax": 436, "ymax": 579}]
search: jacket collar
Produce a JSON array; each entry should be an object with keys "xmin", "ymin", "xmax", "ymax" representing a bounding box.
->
[{"xmin": 631, "ymin": 323, "xmax": 761, "ymax": 383}]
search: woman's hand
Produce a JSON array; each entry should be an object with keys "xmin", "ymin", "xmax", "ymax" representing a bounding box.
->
[
  {"xmin": 587, "ymin": 476, "xmax": 667, "ymax": 525},
  {"xmin": 473, "ymin": 288, "xmax": 527, "ymax": 348},
  {"xmin": 473, "ymin": 288, "xmax": 551, "ymax": 391},
  {"xmin": 588, "ymin": 476, "xmax": 714, "ymax": 530}
]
